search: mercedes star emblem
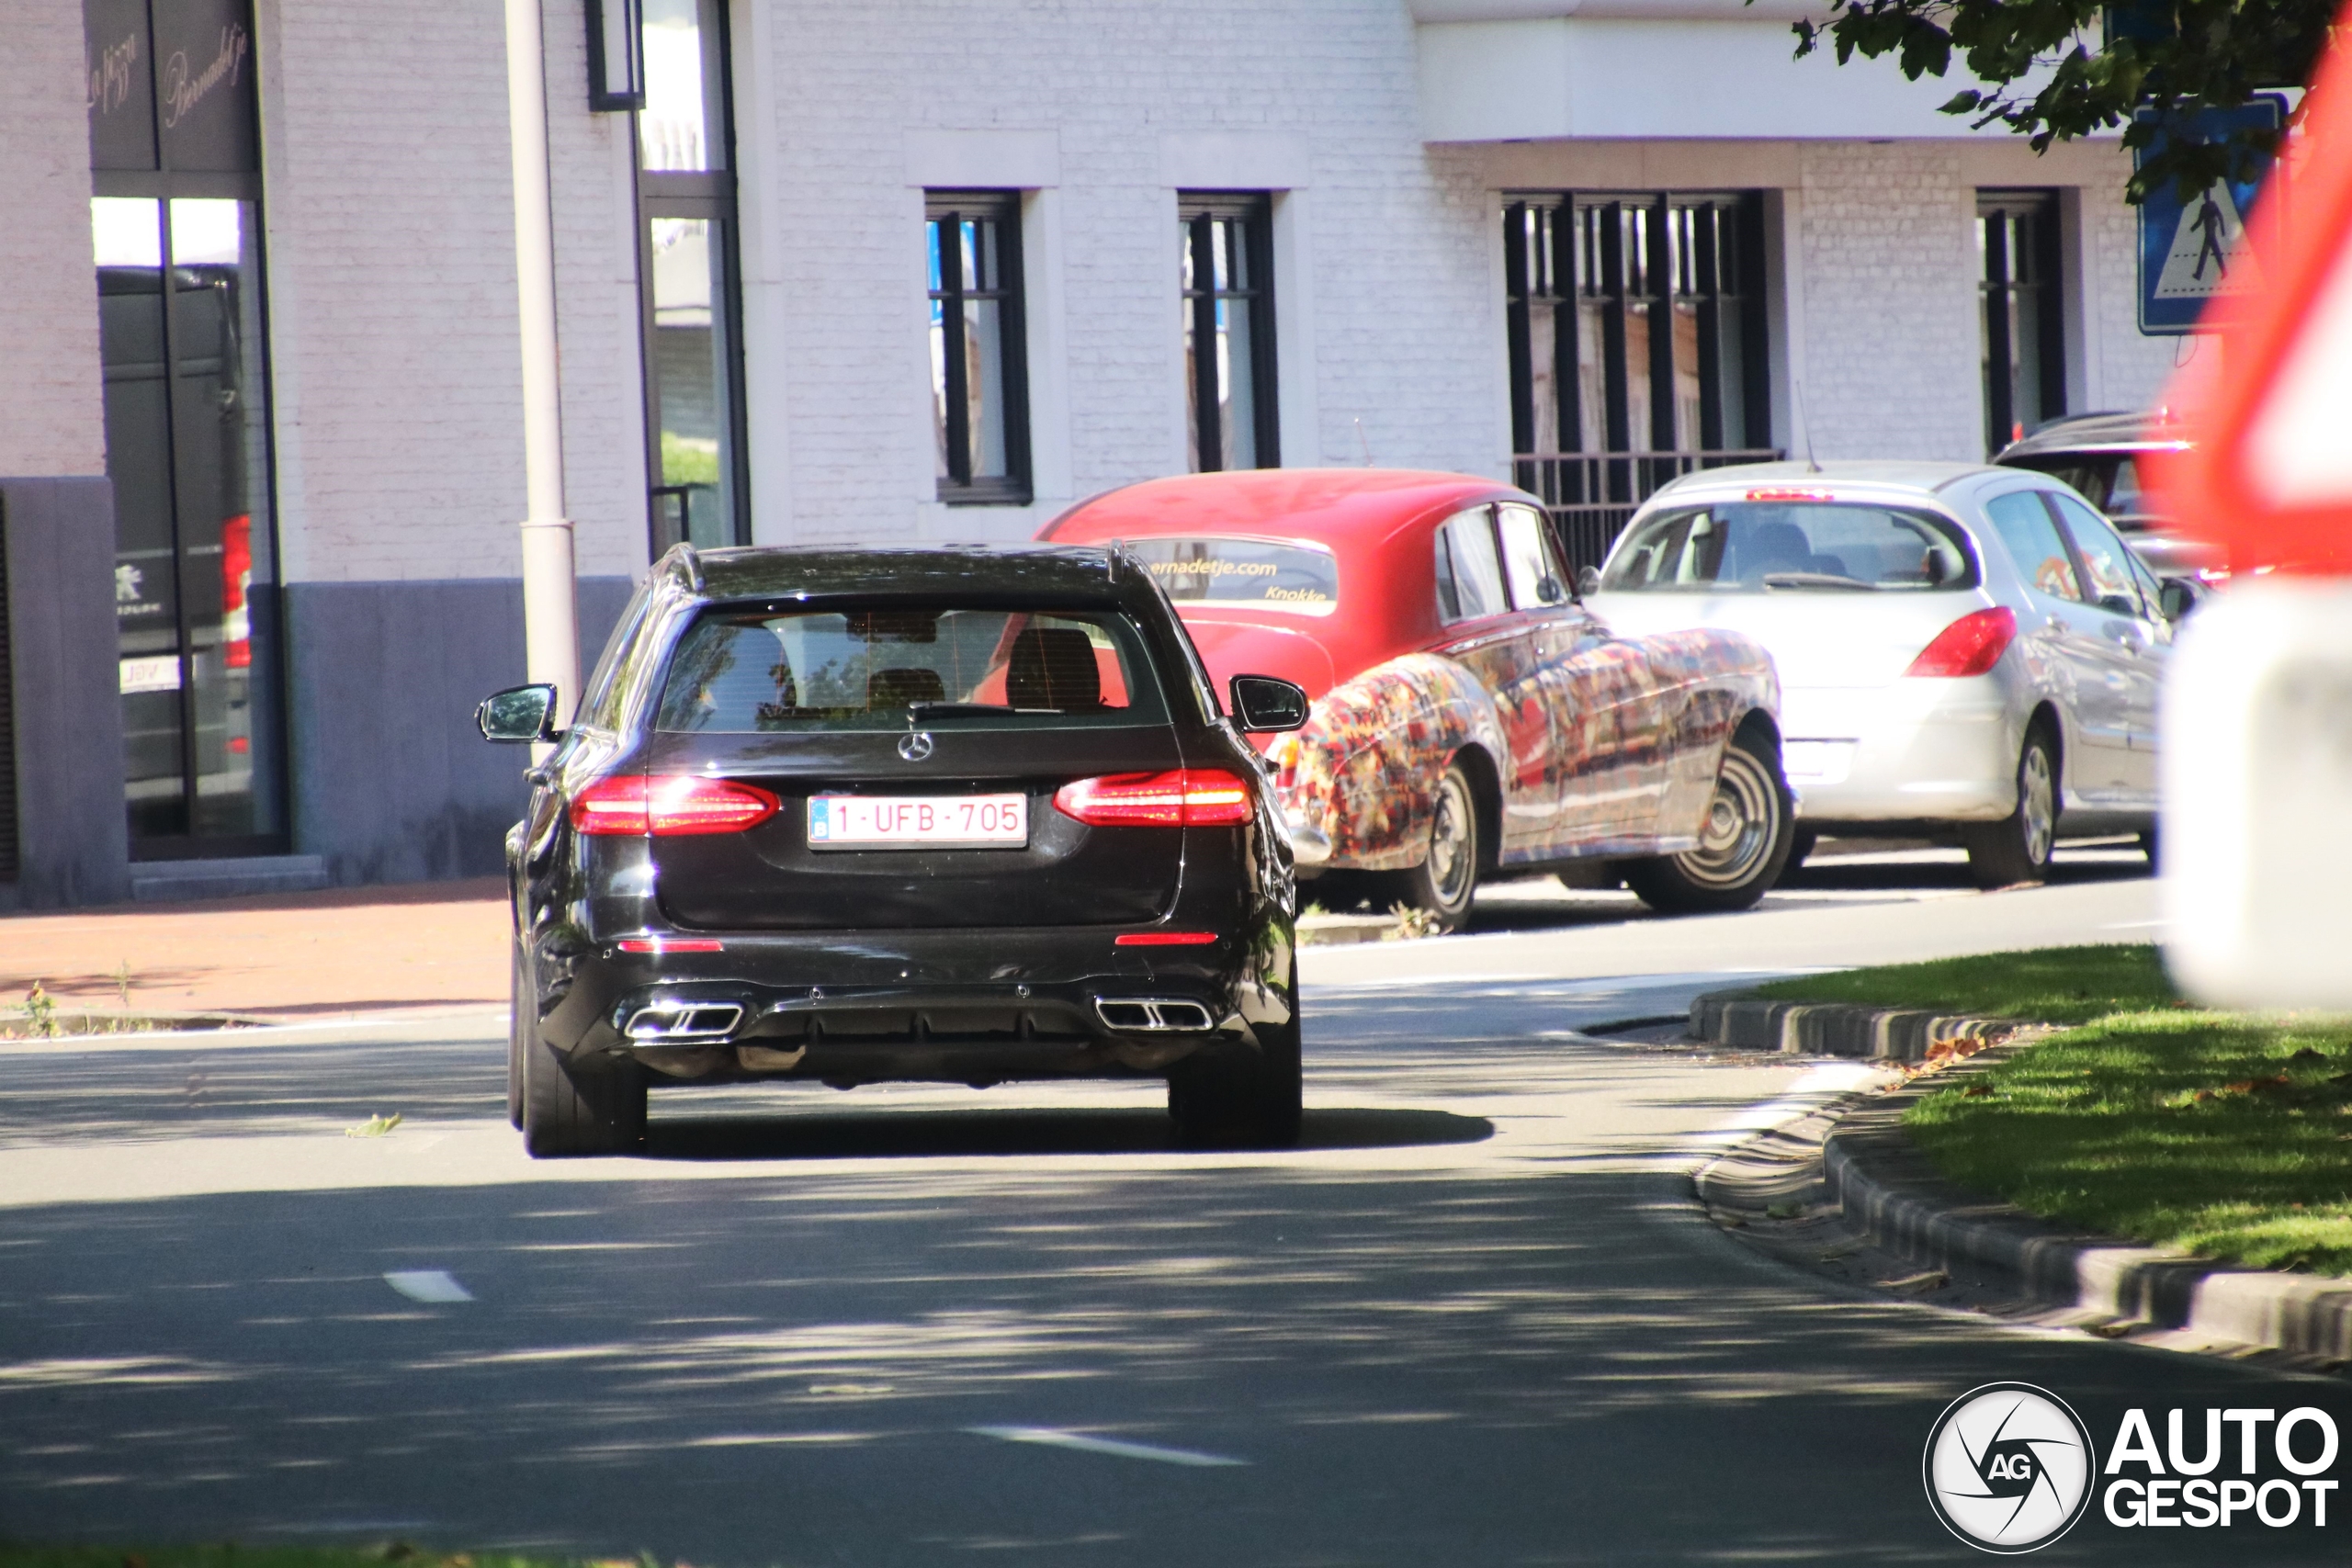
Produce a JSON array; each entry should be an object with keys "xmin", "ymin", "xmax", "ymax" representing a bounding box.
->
[{"xmin": 897, "ymin": 730, "xmax": 935, "ymax": 761}]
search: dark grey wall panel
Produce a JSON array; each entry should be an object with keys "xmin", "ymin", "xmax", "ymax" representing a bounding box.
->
[
  {"xmin": 284, "ymin": 576, "xmax": 635, "ymax": 886},
  {"xmin": 1, "ymin": 478, "xmax": 133, "ymax": 908}
]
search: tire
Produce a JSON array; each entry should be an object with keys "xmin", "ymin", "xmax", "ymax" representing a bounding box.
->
[
  {"xmin": 506, "ymin": 943, "xmax": 529, "ymax": 1130},
  {"xmin": 1623, "ymin": 725, "xmax": 1795, "ymax": 914},
  {"xmin": 1962, "ymin": 727, "xmax": 2059, "ymax": 889},
  {"xmin": 1167, "ymin": 961, "xmax": 1302, "ymax": 1149},
  {"xmin": 522, "ymin": 1019, "xmax": 648, "ymax": 1158},
  {"xmin": 1787, "ymin": 826, "xmax": 1818, "ymax": 870},
  {"xmin": 1389, "ymin": 760, "xmax": 1481, "ymax": 932}
]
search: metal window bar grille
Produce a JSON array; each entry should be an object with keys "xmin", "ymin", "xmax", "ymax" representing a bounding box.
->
[{"xmin": 1511, "ymin": 449, "xmax": 1783, "ymax": 570}]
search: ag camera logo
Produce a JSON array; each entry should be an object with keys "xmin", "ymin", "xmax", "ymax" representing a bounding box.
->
[{"xmin": 1923, "ymin": 1382, "xmax": 2097, "ymax": 1553}]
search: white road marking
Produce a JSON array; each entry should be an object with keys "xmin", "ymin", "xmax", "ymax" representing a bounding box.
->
[
  {"xmin": 2100, "ymin": 918, "xmax": 2165, "ymax": 930},
  {"xmin": 383, "ymin": 1269, "xmax": 473, "ymax": 1303},
  {"xmin": 968, "ymin": 1425, "xmax": 1247, "ymax": 1467}
]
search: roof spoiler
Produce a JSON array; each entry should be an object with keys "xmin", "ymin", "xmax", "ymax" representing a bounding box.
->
[{"xmin": 656, "ymin": 541, "xmax": 706, "ymax": 593}]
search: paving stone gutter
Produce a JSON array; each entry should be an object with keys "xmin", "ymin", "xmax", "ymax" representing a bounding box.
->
[{"xmin": 1690, "ymin": 991, "xmax": 2352, "ymax": 1366}]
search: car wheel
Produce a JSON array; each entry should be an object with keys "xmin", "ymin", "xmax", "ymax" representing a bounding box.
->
[
  {"xmin": 1167, "ymin": 961, "xmax": 1302, "ymax": 1150},
  {"xmin": 1624, "ymin": 726, "xmax": 1794, "ymax": 914},
  {"xmin": 1391, "ymin": 761, "xmax": 1481, "ymax": 932},
  {"xmin": 506, "ymin": 942, "xmax": 529, "ymax": 1130},
  {"xmin": 1962, "ymin": 727, "xmax": 2059, "ymax": 889},
  {"xmin": 522, "ymin": 1023, "xmax": 648, "ymax": 1158}
]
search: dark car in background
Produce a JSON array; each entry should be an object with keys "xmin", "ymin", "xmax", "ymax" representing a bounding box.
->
[
  {"xmin": 1995, "ymin": 409, "xmax": 2220, "ymax": 581},
  {"xmin": 478, "ymin": 544, "xmax": 1310, "ymax": 1157}
]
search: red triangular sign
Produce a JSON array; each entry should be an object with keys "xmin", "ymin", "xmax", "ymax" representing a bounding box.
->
[{"xmin": 2152, "ymin": 1, "xmax": 2352, "ymax": 575}]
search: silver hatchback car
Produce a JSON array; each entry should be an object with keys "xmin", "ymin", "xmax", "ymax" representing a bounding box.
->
[{"xmin": 1585, "ymin": 460, "xmax": 2185, "ymax": 887}]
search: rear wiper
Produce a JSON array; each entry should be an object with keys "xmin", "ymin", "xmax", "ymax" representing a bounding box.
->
[
  {"xmin": 904, "ymin": 701, "xmax": 1057, "ymax": 717},
  {"xmin": 905, "ymin": 702, "xmax": 1009, "ymax": 718},
  {"xmin": 1761, "ymin": 571, "xmax": 1875, "ymax": 592}
]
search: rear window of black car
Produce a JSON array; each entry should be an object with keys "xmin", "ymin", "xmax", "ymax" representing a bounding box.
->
[{"xmin": 654, "ymin": 605, "xmax": 1168, "ymax": 732}]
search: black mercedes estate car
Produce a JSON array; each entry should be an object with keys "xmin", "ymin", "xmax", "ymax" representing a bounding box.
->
[{"xmin": 478, "ymin": 543, "xmax": 1310, "ymax": 1157}]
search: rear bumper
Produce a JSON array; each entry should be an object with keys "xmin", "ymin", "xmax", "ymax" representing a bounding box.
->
[
  {"xmin": 1778, "ymin": 675, "xmax": 2020, "ymax": 822},
  {"xmin": 528, "ymin": 924, "xmax": 1293, "ymax": 1086}
]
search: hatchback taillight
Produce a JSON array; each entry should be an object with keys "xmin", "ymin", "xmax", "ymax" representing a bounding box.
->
[
  {"xmin": 571, "ymin": 775, "xmax": 783, "ymax": 836},
  {"xmin": 1905, "ymin": 606, "xmax": 2018, "ymax": 678},
  {"xmin": 1053, "ymin": 768, "xmax": 1253, "ymax": 827}
]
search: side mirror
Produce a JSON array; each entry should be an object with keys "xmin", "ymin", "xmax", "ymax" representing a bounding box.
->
[
  {"xmin": 2158, "ymin": 578, "xmax": 2200, "ymax": 621},
  {"xmin": 478, "ymin": 683, "xmax": 560, "ymax": 743},
  {"xmin": 1228, "ymin": 674, "xmax": 1309, "ymax": 734},
  {"xmin": 1535, "ymin": 574, "xmax": 1567, "ymax": 605},
  {"xmin": 1576, "ymin": 564, "xmax": 1603, "ymax": 598}
]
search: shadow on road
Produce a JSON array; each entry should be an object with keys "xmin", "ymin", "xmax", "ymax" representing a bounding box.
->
[
  {"xmin": 1454, "ymin": 838, "xmax": 2151, "ymax": 935},
  {"xmin": 642, "ymin": 1105, "xmax": 1494, "ymax": 1162}
]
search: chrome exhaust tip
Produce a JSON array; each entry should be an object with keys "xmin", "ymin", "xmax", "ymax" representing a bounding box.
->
[
  {"xmin": 624, "ymin": 1001, "xmax": 745, "ymax": 1043},
  {"xmin": 1094, "ymin": 998, "xmax": 1216, "ymax": 1032}
]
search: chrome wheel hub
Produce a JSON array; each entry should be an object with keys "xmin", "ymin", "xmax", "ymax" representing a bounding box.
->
[
  {"xmin": 1677, "ymin": 747, "xmax": 1781, "ymax": 890},
  {"xmin": 1426, "ymin": 775, "xmax": 1475, "ymax": 907}
]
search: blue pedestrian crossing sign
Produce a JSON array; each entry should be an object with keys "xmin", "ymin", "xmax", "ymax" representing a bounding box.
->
[{"xmin": 2137, "ymin": 96, "xmax": 2287, "ymax": 335}]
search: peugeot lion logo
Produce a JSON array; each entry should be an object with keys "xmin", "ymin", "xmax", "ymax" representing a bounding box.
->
[
  {"xmin": 1924, "ymin": 1382, "xmax": 2097, "ymax": 1553},
  {"xmin": 897, "ymin": 730, "xmax": 935, "ymax": 762}
]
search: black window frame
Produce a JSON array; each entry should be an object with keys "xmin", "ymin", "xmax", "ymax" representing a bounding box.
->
[
  {"xmin": 1179, "ymin": 191, "xmax": 1279, "ymax": 473},
  {"xmin": 1979, "ymin": 189, "xmax": 2067, "ymax": 458},
  {"xmin": 926, "ymin": 190, "xmax": 1035, "ymax": 507},
  {"xmin": 632, "ymin": 0, "xmax": 752, "ymax": 556}
]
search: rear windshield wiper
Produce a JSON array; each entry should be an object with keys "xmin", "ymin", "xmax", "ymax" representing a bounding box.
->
[
  {"xmin": 1761, "ymin": 571, "xmax": 1875, "ymax": 592},
  {"xmin": 904, "ymin": 701, "xmax": 1057, "ymax": 718}
]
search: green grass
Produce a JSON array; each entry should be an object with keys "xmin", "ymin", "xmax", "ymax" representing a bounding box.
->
[
  {"xmin": 1756, "ymin": 943, "xmax": 2352, "ymax": 1278},
  {"xmin": 1906, "ymin": 1010, "xmax": 2352, "ymax": 1277},
  {"xmin": 1751, "ymin": 943, "xmax": 2179, "ymax": 1026}
]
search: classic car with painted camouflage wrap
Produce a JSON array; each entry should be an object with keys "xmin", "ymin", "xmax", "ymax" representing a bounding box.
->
[{"xmin": 1043, "ymin": 470, "xmax": 1791, "ymax": 926}]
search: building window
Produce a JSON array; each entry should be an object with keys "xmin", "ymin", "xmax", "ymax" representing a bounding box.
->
[
  {"xmin": 1180, "ymin": 193, "xmax": 1277, "ymax": 472},
  {"xmin": 927, "ymin": 191, "xmax": 1031, "ymax": 505},
  {"xmin": 636, "ymin": 0, "xmax": 748, "ymax": 553},
  {"xmin": 1979, "ymin": 190, "xmax": 2065, "ymax": 457},
  {"xmin": 1503, "ymin": 193, "xmax": 1773, "ymax": 565},
  {"xmin": 85, "ymin": 0, "xmax": 288, "ymax": 858}
]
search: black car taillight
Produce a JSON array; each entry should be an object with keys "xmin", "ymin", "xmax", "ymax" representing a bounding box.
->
[{"xmin": 571, "ymin": 775, "xmax": 783, "ymax": 836}]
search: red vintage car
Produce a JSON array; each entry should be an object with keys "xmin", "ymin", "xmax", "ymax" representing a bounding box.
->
[{"xmin": 1042, "ymin": 469, "xmax": 1792, "ymax": 927}]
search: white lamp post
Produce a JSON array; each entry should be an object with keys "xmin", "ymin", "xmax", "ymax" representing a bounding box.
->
[{"xmin": 503, "ymin": 0, "xmax": 580, "ymax": 737}]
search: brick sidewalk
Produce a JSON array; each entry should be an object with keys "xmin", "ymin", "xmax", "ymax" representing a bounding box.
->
[{"xmin": 1, "ymin": 880, "xmax": 510, "ymax": 1022}]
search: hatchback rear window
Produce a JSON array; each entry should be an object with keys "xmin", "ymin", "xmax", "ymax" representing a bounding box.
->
[
  {"xmin": 1601, "ymin": 502, "xmax": 1978, "ymax": 592},
  {"xmin": 1127, "ymin": 536, "xmax": 1339, "ymax": 616},
  {"xmin": 656, "ymin": 606, "xmax": 1166, "ymax": 732}
]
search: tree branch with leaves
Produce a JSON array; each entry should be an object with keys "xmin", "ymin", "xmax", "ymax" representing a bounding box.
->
[{"xmin": 1776, "ymin": 1, "xmax": 2340, "ymax": 200}]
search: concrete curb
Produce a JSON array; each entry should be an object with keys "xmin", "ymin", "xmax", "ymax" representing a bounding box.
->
[
  {"xmin": 1823, "ymin": 1067, "xmax": 2352, "ymax": 1363},
  {"xmin": 1297, "ymin": 912, "xmax": 1404, "ymax": 946},
  {"xmin": 1689, "ymin": 990, "xmax": 2019, "ymax": 1063}
]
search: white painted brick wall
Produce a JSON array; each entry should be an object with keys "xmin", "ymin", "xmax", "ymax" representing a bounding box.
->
[
  {"xmin": 1792, "ymin": 143, "xmax": 1984, "ymax": 462},
  {"xmin": 2086, "ymin": 185, "xmax": 2189, "ymax": 415},
  {"xmin": 0, "ymin": 0, "xmax": 106, "ymax": 479},
  {"xmin": 259, "ymin": 0, "xmax": 641, "ymax": 584},
  {"xmin": 760, "ymin": 0, "xmax": 1507, "ymax": 545}
]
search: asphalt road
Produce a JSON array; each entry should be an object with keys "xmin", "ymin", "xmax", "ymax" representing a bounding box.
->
[{"xmin": 2, "ymin": 847, "xmax": 2343, "ymax": 1563}]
